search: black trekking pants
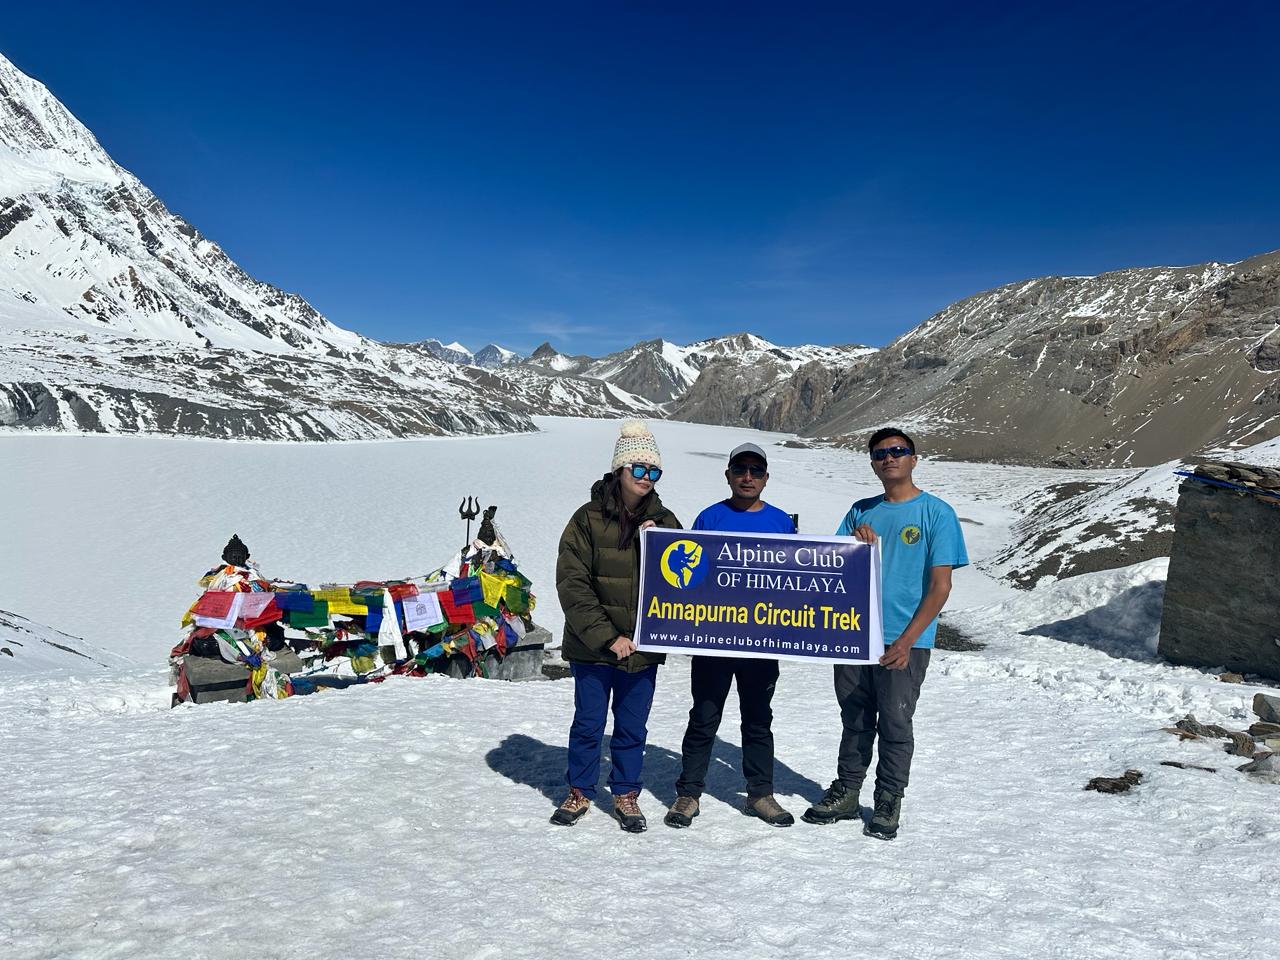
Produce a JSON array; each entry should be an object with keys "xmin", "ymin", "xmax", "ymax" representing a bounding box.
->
[
  {"xmin": 834, "ymin": 649, "xmax": 930, "ymax": 797},
  {"xmin": 675, "ymin": 655, "xmax": 779, "ymax": 799}
]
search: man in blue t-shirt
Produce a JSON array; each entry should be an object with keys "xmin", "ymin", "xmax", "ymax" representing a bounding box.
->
[
  {"xmin": 664, "ymin": 442, "xmax": 798, "ymax": 830},
  {"xmin": 802, "ymin": 427, "xmax": 968, "ymax": 840}
]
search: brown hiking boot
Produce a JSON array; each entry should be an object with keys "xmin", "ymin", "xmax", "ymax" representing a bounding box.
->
[
  {"xmin": 744, "ymin": 794, "xmax": 795, "ymax": 827},
  {"xmin": 663, "ymin": 795, "xmax": 700, "ymax": 829},
  {"xmin": 613, "ymin": 791, "xmax": 648, "ymax": 833},
  {"xmin": 550, "ymin": 788, "xmax": 590, "ymax": 826}
]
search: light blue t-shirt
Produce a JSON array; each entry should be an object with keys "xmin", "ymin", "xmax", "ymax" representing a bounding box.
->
[
  {"xmin": 835, "ymin": 491, "xmax": 968, "ymax": 649},
  {"xmin": 693, "ymin": 500, "xmax": 796, "ymax": 533}
]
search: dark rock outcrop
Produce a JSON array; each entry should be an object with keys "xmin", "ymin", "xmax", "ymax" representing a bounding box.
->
[{"xmin": 1158, "ymin": 464, "xmax": 1280, "ymax": 680}]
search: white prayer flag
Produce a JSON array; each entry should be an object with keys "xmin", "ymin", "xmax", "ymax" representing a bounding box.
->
[
  {"xmin": 403, "ymin": 592, "xmax": 445, "ymax": 632},
  {"xmin": 379, "ymin": 589, "xmax": 407, "ymax": 660}
]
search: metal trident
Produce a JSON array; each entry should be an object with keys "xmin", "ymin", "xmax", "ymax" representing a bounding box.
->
[{"xmin": 459, "ymin": 496, "xmax": 480, "ymax": 550}]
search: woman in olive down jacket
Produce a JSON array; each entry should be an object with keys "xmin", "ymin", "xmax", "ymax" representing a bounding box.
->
[{"xmin": 551, "ymin": 421, "xmax": 681, "ymax": 832}]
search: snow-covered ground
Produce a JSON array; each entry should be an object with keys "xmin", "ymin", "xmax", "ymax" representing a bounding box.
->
[{"xmin": 2, "ymin": 417, "xmax": 1277, "ymax": 960}]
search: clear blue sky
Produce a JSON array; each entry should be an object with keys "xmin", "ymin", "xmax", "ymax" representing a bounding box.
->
[{"xmin": 5, "ymin": 1, "xmax": 1278, "ymax": 354}]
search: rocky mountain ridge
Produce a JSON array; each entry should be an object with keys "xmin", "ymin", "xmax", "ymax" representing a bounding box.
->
[
  {"xmin": 521, "ymin": 334, "xmax": 875, "ymax": 405},
  {"xmin": 676, "ymin": 253, "xmax": 1280, "ymax": 467}
]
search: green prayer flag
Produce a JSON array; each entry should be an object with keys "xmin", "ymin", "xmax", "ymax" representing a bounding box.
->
[{"xmin": 289, "ymin": 600, "xmax": 330, "ymax": 629}]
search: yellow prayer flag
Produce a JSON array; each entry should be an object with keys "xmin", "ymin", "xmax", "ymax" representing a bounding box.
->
[
  {"xmin": 479, "ymin": 571, "xmax": 506, "ymax": 607},
  {"xmin": 327, "ymin": 599, "xmax": 366, "ymax": 616}
]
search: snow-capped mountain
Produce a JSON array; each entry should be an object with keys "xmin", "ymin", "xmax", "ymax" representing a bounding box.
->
[
  {"xmin": 0, "ymin": 54, "xmax": 367, "ymax": 356},
  {"xmin": 688, "ymin": 254, "xmax": 1280, "ymax": 467},
  {"xmin": 669, "ymin": 334, "xmax": 877, "ymax": 421},
  {"xmin": 418, "ymin": 340, "xmax": 523, "ymax": 368},
  {"xmin": 419, "ymin": 339, "xmax": 475, "ymax": 365},
  {"xmin": 0, "ymin": 53, "xmax": 651, "ymax": 438},
  {"xmin": 473, "ymin": 343, "xmax": 521, "ymax": 368},
  {"xmin": 521, "ymin": 334, "xmax": 875, "ymax": 405}
]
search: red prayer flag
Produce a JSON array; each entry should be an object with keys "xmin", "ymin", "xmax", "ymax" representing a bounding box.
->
[
  {"xmin": 388, "ymin": 582, "xmax": 419, "ymax": 601},
  {"xmin": 439, "ymin": 592, "xmax": 477, "ymax": 625},
  {"xmin": 459, "ymin": 635, "xmax": 478, "ymax": 662},
  {"xmin": 193, "ymin": 591, "xmax": 237, "ymax": 618}
]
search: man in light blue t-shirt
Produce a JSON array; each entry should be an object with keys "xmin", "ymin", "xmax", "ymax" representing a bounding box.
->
[
  {"xmin": 802, "ymin": 427, "xmax": 968, "ymax": 840},
  {"xmin": 665, "ymin": 442, "xmax": 799, "ymax": 830}
]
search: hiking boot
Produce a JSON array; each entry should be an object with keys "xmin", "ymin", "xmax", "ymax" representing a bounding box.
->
[
  {"xmin": 664, "ymin": 795, "xmax": 700, "ymax": 829},
  {"xmin": 613, "ymin": 791, "xmax": 648, "ymax": 833},
  {"xmin": 549, "ymin": 788, "xmax": 590, "ymax": 826},
  {"xmin": 744, "ymin": 794, "xmax": 795, "ymax": 827},
  {"xmin": 864, "ymin": 788, "xmax": 903, "ymax": 840},
  {"xmin": 801, "ymin": 781, "xmax": 860, "ymax": 824}
]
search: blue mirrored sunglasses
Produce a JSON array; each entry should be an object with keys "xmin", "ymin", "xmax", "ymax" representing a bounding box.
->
[
  {"xmin": 871, "ymin": 446, "xmax": 914, "ymax": 462},
  {"xmin": 629, "ymin": 463, "xmax": 662, "ymax": 482}
]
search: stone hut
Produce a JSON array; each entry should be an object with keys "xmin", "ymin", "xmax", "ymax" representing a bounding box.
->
[{"xmin": 1158, "ymin": 462, "xmax": 1280, "ymax": 681}]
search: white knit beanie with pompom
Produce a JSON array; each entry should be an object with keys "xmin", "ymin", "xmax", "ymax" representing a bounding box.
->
[{"xmin": 611, "ymin": 420, "xmax": 663, "ymax": 472}]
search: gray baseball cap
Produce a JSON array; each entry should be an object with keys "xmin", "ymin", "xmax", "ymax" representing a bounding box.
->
[{"xmin": 727, "ymin": 442, "xmax": 768, "ymax": 465}]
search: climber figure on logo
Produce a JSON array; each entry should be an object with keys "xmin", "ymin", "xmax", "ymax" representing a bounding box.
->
[{"xmin": 666, "ymin": 542, "xmax": 700, "ymax": 586}]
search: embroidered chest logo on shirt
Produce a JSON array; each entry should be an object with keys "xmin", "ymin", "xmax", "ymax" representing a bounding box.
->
[{"xmin": 900, "ymin": 525, "xmax": 922, "ymax": 545}]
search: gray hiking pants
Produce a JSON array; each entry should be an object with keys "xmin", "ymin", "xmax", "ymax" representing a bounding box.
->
[{"xmin": 834, "ymin": 649, "xmax": 930, "ymax": 796}]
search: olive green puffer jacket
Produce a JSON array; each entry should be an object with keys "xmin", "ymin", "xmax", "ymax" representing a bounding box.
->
[{"xmin": 556, "ymin": 474, "xmax": 682, "ymax": 672}]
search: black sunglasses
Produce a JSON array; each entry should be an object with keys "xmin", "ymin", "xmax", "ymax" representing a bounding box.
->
[
  {"xmin": 871, "ymin": 446, "xmax": 914, "ymax": 462},
  {"xmin": 729, "ymin": 464, "xmax": 766, "ymax": 478},
  {"xmin": 628, "ymin": 463, "xmax": 662, "ymax": 482}
]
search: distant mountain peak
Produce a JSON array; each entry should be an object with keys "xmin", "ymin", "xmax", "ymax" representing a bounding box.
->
[
  {"xmin": 417, "ymin": 339, "xmax": 521, "ymax": 368},
  {"xmin": 419, "ymin": 339, "xmax": 473, "ymax": 364},
  {"xmin": 530, "ymin": 341, "xmax": 561, "ymax": 360},
  {"xmin": 473, "ymin": 343, "xmax": 521, "ymax": 368}
]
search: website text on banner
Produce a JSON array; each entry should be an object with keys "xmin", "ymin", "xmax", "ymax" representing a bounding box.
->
[{"xmin": 635, "ymin": 528, "xmax": 884, "ymax": 665}]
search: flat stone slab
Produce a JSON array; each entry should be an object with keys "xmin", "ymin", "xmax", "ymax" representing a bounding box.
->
[
  {"xmin": 443, "ymin": 625, "xmax": 551, "ymax": 682},
  {"xmin": 175, "ymin": 650, "xmax": 305, "ymax": 704}
]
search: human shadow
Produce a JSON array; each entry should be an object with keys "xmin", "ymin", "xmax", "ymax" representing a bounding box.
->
[{"xmin": 485, "ymin": 733, "xmax": 825, "ymax": 810}]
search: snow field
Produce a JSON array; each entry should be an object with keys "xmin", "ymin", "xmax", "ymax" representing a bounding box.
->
[
  {"xmin": 3, "ymin": 417, "xmax": 1279, "ymax": 959},
  {"xmin": 4, "ymin": 651, "xmax": 1276, "ymax": 960}
]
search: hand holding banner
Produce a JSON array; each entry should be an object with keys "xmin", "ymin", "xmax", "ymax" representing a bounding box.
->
[{"xmin": 635, "ymin": 528, "xmax": 883, "ymax": 665}]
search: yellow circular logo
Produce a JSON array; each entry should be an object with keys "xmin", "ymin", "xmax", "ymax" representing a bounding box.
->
[
  {"xmin": 660, "ymin": 539, "xmax": 707, "ymax": 589},
  {"xmin": 900, "ymin": 525, "xmax": 922, "ymax": 546}
]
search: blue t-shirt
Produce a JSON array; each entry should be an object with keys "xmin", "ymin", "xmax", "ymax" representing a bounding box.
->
[
  {"xmin": 835, "ymin": 491, "xmax": 968, "ymax": 649},
  {"xmin": 693, "ymin": 500, "xmax": 796, "ymax": 533}
]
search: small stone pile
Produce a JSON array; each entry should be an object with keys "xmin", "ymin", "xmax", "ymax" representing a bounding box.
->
[
  {"xmin": 1159, "ymin": 692, "xmax": 1280, "ymax": 781},
  {"xmin": 1192, "ymin": 461, "xmax": 1280, "ymax": 496}
]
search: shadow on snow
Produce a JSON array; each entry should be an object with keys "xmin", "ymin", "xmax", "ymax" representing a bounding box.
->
[{"xmin": 486, "ymin": 732, "xmax": 826, "ymax": 809}]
